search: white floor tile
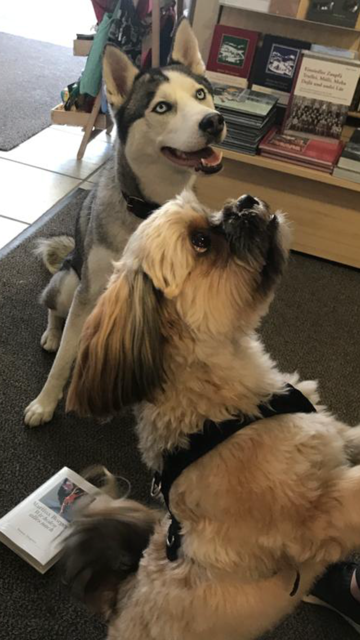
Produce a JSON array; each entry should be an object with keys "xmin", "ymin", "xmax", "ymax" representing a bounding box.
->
[
  {"xmin": 0, "ymin": 127, "xmax": 112, "ymax": 180},
  {"xmin": 0, "ymin": 159, "xmax": 81, "ymax": 224},
  {"xmin": 0, "ymin": 216, "xmax": 28, "ymax": 250}
]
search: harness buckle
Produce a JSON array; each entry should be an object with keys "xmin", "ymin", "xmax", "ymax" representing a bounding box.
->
[{"xmin": 150, "ymin": 474, "xmax": 162, "ymax": 498}]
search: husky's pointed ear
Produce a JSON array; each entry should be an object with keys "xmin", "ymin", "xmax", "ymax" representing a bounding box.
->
[
  {"xmin": 169, "ymin": 18, "xmax": 206, "ymax": 76},
  {"xmin": 66, "ymin": 271, "xmax": 165, "ymax": 418},
  {"xmin": 103, "ymin": 45, "xmax": 139, "ymax": 112}
]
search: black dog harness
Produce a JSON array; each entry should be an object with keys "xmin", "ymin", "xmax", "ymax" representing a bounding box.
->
[
  {"xmin": 122, "ymin": 191, "xmax": 160, "ymax": 220},
  {"xmin": 151, "ymin": 384, "xmax": 316, "ymax": 595}
]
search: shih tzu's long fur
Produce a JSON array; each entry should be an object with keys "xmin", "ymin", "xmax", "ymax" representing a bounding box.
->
[{"xmin": 63, "ymin": 192, "xmax": 360, "ymax": 640}]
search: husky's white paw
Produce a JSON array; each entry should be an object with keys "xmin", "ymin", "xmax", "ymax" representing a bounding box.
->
[
  {"xmin": 41, "ymin": 328, "xmax": 62, "ymax": 352},
  {"xmin": 24, "ymin": 397, "xmax": 56, "ymax": 427}
]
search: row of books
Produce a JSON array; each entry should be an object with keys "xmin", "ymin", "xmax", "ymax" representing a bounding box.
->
[
  {"xmin": 224, "ymin": 0, "xmax": 360, "ymax": 29},
  {"xmin": 207, "ymin": 25, "xmax": 360, "ymax": 175}
]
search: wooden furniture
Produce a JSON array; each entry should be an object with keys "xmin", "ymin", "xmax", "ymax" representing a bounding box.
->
[{"xmin": 191, "ymin": 0, "xmax": 360, "ymax": 268}]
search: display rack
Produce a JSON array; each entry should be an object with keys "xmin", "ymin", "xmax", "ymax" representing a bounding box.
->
[{"xmin": 191, "ymin": 0, "xmax": 360, "ymax": 268}]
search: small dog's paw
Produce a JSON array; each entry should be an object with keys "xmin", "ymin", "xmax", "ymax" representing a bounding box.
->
[
  {"xmin": 41, "ymin": 328, "xmax": 62, "ymax": 352},
  {"xmin": 296, "ymin": 380, "xmax": 320, "ymax": 406},
  {"xmin": 24, "ymin": 397, "xmax": 56, "ymax": 427}
]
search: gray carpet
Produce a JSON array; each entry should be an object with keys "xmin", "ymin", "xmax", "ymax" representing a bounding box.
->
[
  {"xmin": 0, "ymin": 33, "xmax": 84, "ymax": 151},
  {"xmin": 0, "ymin": 187, "xmax": 359, "ymax": 640}
]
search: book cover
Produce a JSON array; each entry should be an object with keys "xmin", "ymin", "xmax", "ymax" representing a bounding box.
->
[
  {"xmin": 307, "ymin": 0, "xmax": 360, "ymax": 29},
  {"xmin": 214, "ymin": 85, "xmax": 278, "ymax": 116},
  {"xmin": 251, "ymin": 35, "xmax": 311, "ymax": 105},
  {"xmin": 207, "ymin": 26, "xmax": 260, "ymax": 79},
  {"xmin": 260, "ymin": 128, "xmax": 344, "ymax": 166},
  {"xmin": 0, "ymin": 468, "xmax": 98, "ymax": 573},
  {"xmin": 269, "ymin": 0, "xmax": 301, "ymax": 17},
  {"xmin": 284, "ymin": 51, "xmax": 360, "ymax": 141}
]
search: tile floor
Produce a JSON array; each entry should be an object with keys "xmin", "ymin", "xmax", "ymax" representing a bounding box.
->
[{"xmin": 0, "ymin": 125, "xmax": 112, "ymax": 251}]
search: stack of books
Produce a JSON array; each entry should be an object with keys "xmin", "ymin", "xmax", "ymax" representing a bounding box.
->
[
  {"xmin": 213, "ymin": 85, "xmax": 278, "ymax": 155},
  {"xmin": 259, "ymin": 129, "xmax": 343, "ymax": 173},
  {"xmin": 333, "ymin": 129, "xmax": 360, "ymax": 183}
]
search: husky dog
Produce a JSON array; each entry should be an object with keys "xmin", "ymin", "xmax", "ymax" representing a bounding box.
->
[
  {"xmin": 24, "ymin": 19, "xmax": 226, "ymax": 426},
  {"xmin": 63, "ymin": 192, "xmax": 360, "ymax": 640}
]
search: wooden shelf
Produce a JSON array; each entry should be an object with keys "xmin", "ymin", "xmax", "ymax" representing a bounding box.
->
[
  {"xmin": 217, "ymin": 147, "xmax": 360, "ymax": 193},
  {"xmin": 51, "ymin": 104, "xmax": 111, "ymax": 130},
  {"xmin": 219, "ymin": 1, "xmax": 360, "ymax": 31}
]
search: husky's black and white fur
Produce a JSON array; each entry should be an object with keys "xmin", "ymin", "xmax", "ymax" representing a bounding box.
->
[{"xmin": 24, "ymin": 19, "xmax": 226, "ymax": 426}]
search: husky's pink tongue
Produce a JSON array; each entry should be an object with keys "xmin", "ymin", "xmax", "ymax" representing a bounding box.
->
[{"xmin": 161, "ymin": 146, "xmax": 223, "ymax": 174}]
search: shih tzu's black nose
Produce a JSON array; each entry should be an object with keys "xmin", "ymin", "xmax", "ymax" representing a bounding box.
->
[
  {"xmin": 237, "ymin": 195, "xmax": 259, "ymax": 212},
  {"xmin": 199, "ymin": 112, "xmax": 225, "ymax": 137}
]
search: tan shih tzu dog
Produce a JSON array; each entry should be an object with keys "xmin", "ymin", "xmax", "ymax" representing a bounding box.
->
[{"xmin": 63, "ymin": 192, "xmax": 360, "ymax": 640}]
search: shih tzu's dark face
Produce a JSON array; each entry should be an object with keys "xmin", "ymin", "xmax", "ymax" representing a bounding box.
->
[{"xmin": 67, "ymin": 193, "xmax": 290, "ymax": 417}]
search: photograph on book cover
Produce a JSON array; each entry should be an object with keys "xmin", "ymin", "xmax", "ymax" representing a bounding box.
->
[
  {"xmin": 267, "ymin": 44, "xmax": 301, "ymax": 79},
  {"xmin": 40, "ymin": 477, "xmax": 91, "ymax": 524},
  {"xmin": 217, "ymin": 34, "xmax": 250, "ymax": 68},
  {"xmin": 286, "ymin": 96, "xmax": 348, "ymax": 138}
]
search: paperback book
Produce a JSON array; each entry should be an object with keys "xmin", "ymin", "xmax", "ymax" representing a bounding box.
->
[
  {"xmin": 284, "ymin": 51, "xmax": 360, "ymax": 141},
  {"xmin": 337, "ymin": 128, "xmax": 360, "ymax": 170},
  {"xmin": 0, "ymin": 467, "xmax": 98, "ymax": 573},
  {"xmin": 260, "ymin": 128, "xmax": 344, "ymax": 172},
  {"xmin": 214, "ymin": 85, "xmax": 278, "ymax": 154},
  {"xmin": 251, "ymin": 35, "xmax": 311, "ymax": 105},
  {"xmin": 207, "ymin": 25, "xmax": 260, "ymax": 85},
  {"xmin": 333, "ymin": 166, "xmax": 360, "ymax": 182}
]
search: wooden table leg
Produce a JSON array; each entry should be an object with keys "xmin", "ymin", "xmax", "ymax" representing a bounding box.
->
[{"xmin": 77, "ymin": 92, "xmax": 102, "ymax": 160}]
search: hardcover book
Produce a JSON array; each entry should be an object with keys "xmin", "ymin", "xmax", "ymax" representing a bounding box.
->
[
  {"xmin": 207, "ymin": 26, "xmax": 260, "ymax": 81},
  {"xmin": 337, "ymin": 128, "xmax": 360, "ymax": 170},
  {"xmin": 213, "ymin": 85, "xmax": 278, "ymax": 117},
  {"xmin": 307, "ymin": 0, "xmax": 360, "ymax": 29},
  {"xmin": 284, "ymin": 51, "xmax": 360, "ymax": 141},
  {"xmin": 260, "ymin": 128, "xmax": 344, "ymax": 167},
  {"xmin": 251, "ymin": 35, "xmax": 311, "ymax": 105},
  {"xmin": 333, "ymin": 166, "xmax": 360, "ymax": 181},
  {"xmin": 0, "ymin": 468, "xmax": 98, "ymax": 573}
]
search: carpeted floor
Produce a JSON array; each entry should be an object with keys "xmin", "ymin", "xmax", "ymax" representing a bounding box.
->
[
  {"xmin": 0, "ymin": 187, "xmax": 359, "ymax": 640},
  {"xmin": 0, "ymin": 33, "xmax": 84, "ymax": 151}
]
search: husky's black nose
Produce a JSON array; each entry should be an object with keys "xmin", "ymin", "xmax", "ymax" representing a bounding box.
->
[
  {"xmin": 237, "ymin": 195, "xmax": 259, "ymax": 212},
  {"xmin": 199, "ymin": 112, "xmax": 225, "ymax": 137}
]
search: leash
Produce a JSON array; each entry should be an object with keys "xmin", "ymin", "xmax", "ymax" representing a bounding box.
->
[
  {"xmin": 122, "ymin": 191, "xmax": 160, "ymax": 220},
  {"xmin": 151, "ymin": 384, "xmax": 317, "ymax": 595}
]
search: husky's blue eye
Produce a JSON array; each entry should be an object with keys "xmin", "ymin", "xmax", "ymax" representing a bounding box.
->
[
  {"xmin": 153, "ymin": 101, "xmax": 172, "ymax": 114},
  {"xmin": 196, "ymin": 88, "xmax": 206, "ymax": 101}
]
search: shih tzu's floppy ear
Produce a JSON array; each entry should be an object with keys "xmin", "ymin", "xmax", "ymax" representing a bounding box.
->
[
  {"xmin": 103, "ymin": 44, "xmax": 139, "ymax": 112},
  {"xmin": 66, "ymin": 270, "xmax": 165, "ymax": 417},
  {"xmin": 169, "ymin": 18, "xmax": 206, "ymax": 76}
]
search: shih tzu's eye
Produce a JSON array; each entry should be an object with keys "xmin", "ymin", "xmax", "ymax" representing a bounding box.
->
[
  {"xmin": 191, "ymin": 230, "xmax": 211, "ymax": 253},
  {"xmin": 153, "ymin": 101, "xmax": 173, "ymax": 114},
  {"xmin": 196, "ymin": 88, "xmax": 206, "ymax": 101}
]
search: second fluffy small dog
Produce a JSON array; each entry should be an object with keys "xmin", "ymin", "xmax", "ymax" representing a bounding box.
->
[{"xmin": 63, "ymin": 193, "xmax": 360, "ymax": 640}]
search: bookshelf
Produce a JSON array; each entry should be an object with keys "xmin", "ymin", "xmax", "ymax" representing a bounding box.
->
[{"xmin": 191, "ymin": 0, "xmax": 360, "ymax": 268}]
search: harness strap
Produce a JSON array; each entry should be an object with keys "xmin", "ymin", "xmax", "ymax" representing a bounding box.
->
[
  {"xmin": 122, "ymin": 191, "xmax": 160, "ymax": 220},
  {"xmin": 151, "ymin": 384, "xmax": 317, "ymax": 593}
]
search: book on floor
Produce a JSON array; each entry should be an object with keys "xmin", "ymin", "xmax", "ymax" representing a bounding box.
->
[
  {"xmin": 0, "ymin": 467, "xmax": 98, "ymax": 573},
  {"xmin": 259, "ymin": 128, "xmax": 344, "ymax": 171},
  {"xmin": 283, "ymin": 51, "xmax": 360, "ymax": 142},
  {"xmin": 337, "ymin": 128, "xmax": 360, "ymax": 171},
  {"xmin": 207, "ymin": 25, "xmax": 260, "ymax": 87},
  {"xmin": 307, "ymin": 0, "xmax": 360, "ymax": 29},
  {"xmin": 251, "ymin": 35, "xmax": 311, "ymax": 105}
]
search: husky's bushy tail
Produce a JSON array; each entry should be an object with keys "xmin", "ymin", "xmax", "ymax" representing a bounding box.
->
[{"xmin": 34, "ymin": 236, "xmax": 75, "ymax": 274}]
